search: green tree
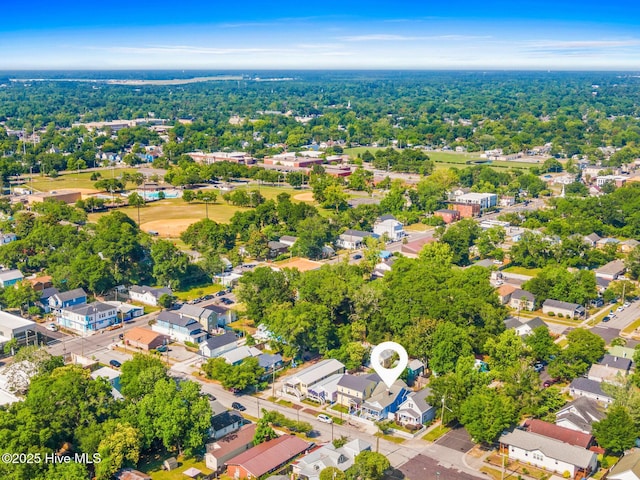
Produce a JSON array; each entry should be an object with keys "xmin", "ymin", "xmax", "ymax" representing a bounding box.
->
[
  {"xmin": 127, "ymin": 192, "xmax": 145, "ymax": 225},
  {"xmin": 592, "ymin": 405, "xmax": 638, "ymax": 454},
  {"xmin": 150, "ymin": 239, "xmax": 190, "ymax": 288},
  {"xmin": 430, "ymin": 322, "xmax": 474, "ymax": 375},
  {"xmin": 3, "ymin": 280, "xmax": 40, "ymax": 314},
  {"xmin": 320, "ymin": 467, "xmax": 346, "ymax": 480},
  {"xmin": 524, "ymin": 326, "xmax": 560, "ymax": 362},
  {"xmin": 95, "ymin": 422, "xmax": 141, "ymax": 480},
  {"xmin": 119, "ymin": 354, "xmax": 168, "ymax": 401},
  {"xmin": 350, "ymin": 451, "xmax": 390, "ymax": 480},
  {"xmin": 253, "ymin": 417, "xmax": 277, "ymax": 445},
  {"xmin": 460, "ymin": 389, "xmax": 517, "ymax": 443}
]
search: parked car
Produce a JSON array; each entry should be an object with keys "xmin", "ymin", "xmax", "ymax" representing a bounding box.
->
[
  {"xmin": 231, "ymin": 402, "xmax": 246, "ymax": 411},
  {"xmin": 156, "ymin": 345, "xmax": 168, "ymax": 353},
  {"xmin": 617, "ymin": 306, "xmax": 625, "ymax": 312},
  {"xmin": 45, "ymin": 323, "xmax": 58, "ymax": 332},
  {"xmin": 118, "ymin": 333, "xmax": 124, "ymax": 340},
  {"xmin": 220, "ymin": 297, "xmax": 234, "ymax": 305},
  {"xmin": 317, "ymin": 414, "xmax": 333, "ymax": 424},
  {"xmin": 624, "ymin": 302, "xmax": 631, "ymax": 308},
  {"xmin": 543, "ymin": 378, "xmax": 560, "ymax": 388},
  {"xmin": 602, "ymin": 316, "xmax": 611, "ymax": 323},
  {"xmin": 216, "ymin": 290, "xmax": 226, "ymax": 297},
  {"xmin": 533, "ymin": 362, "xmax": 544, "ymax": 373},
  {"xmin": 352, "ymin": 254, "xmax": 362, "ymax": 260},
  {"xmin": 205, "ymin": 393, "xmax": 216, "ymax": 401},
  {"xmin": 109, "ymin": 359, "xmax": 122, "ymax": 368}
]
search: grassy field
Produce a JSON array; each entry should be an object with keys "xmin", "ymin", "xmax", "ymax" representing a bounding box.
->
[
  {"xmin": 422, "ymin": 424, "xmax": 451, "ymax": 442},
  {"xmin": 173, "ymin": 283, "xmax": 224, "ymax": 301},
  {"xmin": 502, "ymin": 266, "xmax": 541, "ymax": 276},
  {"xmin": 28, "ymin": 169, "xmax": 140, "ymax": 192}
]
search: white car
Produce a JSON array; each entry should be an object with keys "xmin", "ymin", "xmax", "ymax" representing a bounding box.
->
[
  {"xmin": 45, "ymin": 323, "xmax": 58, "ymax": 332},
  {"xmin": 617, "ymin": 306, "xmax": 624, "ymax": 312},
  {"xmin": 624, "ymin": 302, "xmax": 631, "ymax": 308},
  {"xmin": 317, "ymin": 414, "xmax": 333, "ymax": 424}
]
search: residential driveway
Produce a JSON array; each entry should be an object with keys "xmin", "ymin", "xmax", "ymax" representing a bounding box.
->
[
  {"xmin": 436, "ymin": 426, "xmax": 476, "ymax": 453},
  {"xmin": 591, "ymin": 326, "xmax": 621, "ymax": 345}
]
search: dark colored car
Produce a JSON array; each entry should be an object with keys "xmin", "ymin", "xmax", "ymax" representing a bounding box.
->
[
  {"xmin": 118, "ymin": 333, "xmax": 124, "ymax": 340},
  {"xmin": 156, "ymin": 345, "xmax": 168, "ymax": 353},
  {"xmin": 216, "ymin": 290, "xmax": 226, "ymax": 297},
  {"xmin": 220, "ymin": 297, "xmax": 234, "ymax": 305},
  {"xmin": 543, "ymin": 378, "xmax": 560, "ymax": 388},
  {"xmin": 353, "ymin": 254, "xmax": 362, "ymax": 260},
  {"xmin": 602, "ymin": 316, "xmax": 610, "ymax": 323},
  {"xmin": 205, "ymin": 393, "xmax": 216, "ymax": 401},
  {"xmin": 109, "ymin": 359, "xmax": 122, "ymax": 368},
  {"xmin": 533, "ymin": 362, "xmax": 544, "ymax": 373},
  {"xmin": 232, "ymin": 402, "xmax": 246, "ymax": 411}
]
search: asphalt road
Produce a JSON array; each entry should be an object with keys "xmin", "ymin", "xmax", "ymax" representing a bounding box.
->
[{"xmin": 600, "ymin": 299, "xmax": 640, "ymax": 330}]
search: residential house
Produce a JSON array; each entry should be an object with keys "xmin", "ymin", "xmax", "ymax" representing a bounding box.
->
[
  {"xmin": 292, "ymin": 439, "xmax": 371, "ymax": 480},
  {"xmin": 583, "ymin": 233, "xmax": 601, "ymax": 247},
  {"xmin": 205, "ymin": 424, "xmax": 257, "ymax": 472},
  {"xmin": 268, "ymin": 241, "xmax": 290, "ymax": 258},
  {"xmin": 90, "ymin": 366, "xmax": 123, "ymax": 400},
  {"xmin": 199, "ymin": 332, "xmax": 238, "ymax": 358},
  {"xmin": 587, "ymin": 354, "xmax": 631, "ymax": 383},
  {"xmin": 506, "ymin": 317, "xmax": 547, "ymax": 337},
  {"xmin": 406, "ymin": 359, "xmax": 425, "ymax": 384},
  {"xmin": 336, "ymin": 230, "xmax": 378, "ymax": 250},
  {"xmin": 542, "ymin": 299, "xmax": 586, "ymax": 319},
  {"xmin": 607, "ymin": 450, "xmax": 640, "ymax": 480},
  {"xmin": 305, "ymin": 373, "xmax": 342, "ymax": 404},
  {"xmin": 151, "ymin": 311, "xmax": 207, "ymax": 344},
  {"xmin": 123, "ymin": 327, "xmax": 167, "ymax": 351},
  {"xmin": 400, "ymin": 237, "xmax": 437, "ymax": 256},
  {"xmin": 0, "ymin": 232, "xmax": 17, "ymax": 245},
  {"xmin": 279, "ymin": 235, "xmax": 298, "ymax": 247},
  {"xmin": 225, "ymin": 435, "xmax": 309, "ymax": 480},
  {"xmin": 115, "ymin": 469, "xmax": 151, "ymax": 480},
  {"xmin": 556, "ymin": 397, "xmax": 605, "ymax": 434},
  {"xmin": 497, "ymin": 284, "xmax": 518, "ymax": 304},
  {"xmin": 26, "ymin": 275, "xmax": 52, "ymax": 291},
  {"xmin": 0, "ymin": 269, "xmax": 23, "ymax": 288},
  {"xmin": 608, "ymin": 345, "xmax": 636, "ymax": 360},
  {"xmin": 595, "ymin": 259, "xmax": 626, "ymax": 281},
  {"xmin": 373, "ymin": 215, "xmax": 405, "ymax": 242},
  {"xmin": 509, "ymin": 289, "xmax": 536, "ymax": 311},
  {"xmin": 395, "ymin": 388, "xmax": 436, "ymax": 426},
  {"xmin": 0, "ymin": 311, "xmax": 36, "ymax": 349},
  {"xmin": 499, "ymin": 430, "xmax": 597, "ymax": 479},
  {"xmin": 177, "ymin": 303, "xmax": 218, "ymax": 331},
  {"xmin": 596, "ymin": 237, "xmax": 620, "ymax": 249},
  {"xmin": 128, "ymin": 285, "xmax": 172, "ymax": 306},
  {"xmin": 48, "ymin": 288, "xmax": 87, "ymax": 313},
  {"xmin": 257, "ymin": 353, "xmax": 283, "ymax": 373},
  {"xmin": 210, "ymin": 410, "xmax": 244, "ymax": 440},
  {"xmin": 499, "ymin": 196, "xmax": 516, "ymax": 207},
  {"xmin": 336, "ymin": 374, "xmax": 379, "ymax": 410},
  {"xmin": 105, "ymin": 301, "xmax": 144, "ymax": 321},
  {"xmin": 57, "ymin": 302, "xmax": 118, "ymax": 333},
  {"xmin": 619, "ymin": 239, "xmax": 640, "ymax": 253},
  {"xmin": 569, "ymin": 377, "xmax": 613, "ymax": 404},
  {"xmin": 283, "ymin": 359, "xmax": 345, "ymax": 399},
  {"xmin": 372, "ymin": 257, "xmax": 396, "ymax": 278},
  {"xmin": 433, "ymin": 208, "xmax": 460, "ymax": 224},
  {"xmin": 525, "ymin": 419, "xmax": 594, "ymax": 449},
  {"xmin": 39, "ymin": 287, "xmax": 59, "ymax": 312},
  {"xmin": 360, "ymin": 380, "xmax": 409, "ymax": 421},
  {"xmin": 213, "ymin": 272, "xmax": 243, "ymax": 287},
  {"xmin": 221, "ymin": 346, "xmax": 262, "ymax": 365}
]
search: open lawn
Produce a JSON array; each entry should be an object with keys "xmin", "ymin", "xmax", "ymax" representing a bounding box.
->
[
  {"xmin": 502, "ymin": 266, "xmax": 541, "ymax": 276},
  {"xmin": 139, "ymin": 454, "xmax": 214, "ymax": 480},
  {"xmin": 173, "ymin": 283, "xmax": 224, "ymax": 301},
  {"xmin": 27, "ymin": 168, "xmax": 139, "ymax": 192},
  {"xmin": 422, "ymin": 424, "xmax": 451, "ymax": 442}
]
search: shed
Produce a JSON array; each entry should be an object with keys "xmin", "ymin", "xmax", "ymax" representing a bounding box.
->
[{"xmin": 163, "ymin": 457, "xmax": 178, "ymax": 471}]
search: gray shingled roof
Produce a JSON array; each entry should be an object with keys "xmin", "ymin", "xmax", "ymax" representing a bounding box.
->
[
  {"xmin": 406, "ymin": 387, "xmax": 433, "ymax": 413},
  {"xmin": 54, "ymin": 287, "xmax": 87, "ymax": 302},
  {"xmin": 504, "ymin": 317, "xmax": 522, "ymax": 330},
  {"xmin": 202, "ymin": 332, "xmax": 237, "ymax": 350},
  {"xmin": 65, "ymin": 301, "xmax": 113, "ymax": 315},
  {"xmin": 337, "ymin": 374, "xmax": 377, "ymax": 392},
  {"xmin": 499, "ymin": 430, "xmax": 596, "ymax": 468},
  {"xmin": 570, "ymin": 377, "xmax": 611, "ymax": 398},
  {"xmin": 512, "ymin": 289, "xmax": 535, "ymax": 301},
  {"xmin": 543, "ymin": 299, "xmax": 583, "ymax": 310},
  {"xmin": 599, "ymin": 354, "xmax": 632, "ymax": 371},
  {"xmin": 157, "ymin": 311, "xmax": 199, "ymax": 329},
  {"xmin": 524, "ymin": 317, "xmax": 546, "ymax": 329}
]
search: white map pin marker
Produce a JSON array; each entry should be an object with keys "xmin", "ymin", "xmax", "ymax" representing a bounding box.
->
[{"xmin": 370, "ymin": 341, "xmax": 408, "ymax": 388}]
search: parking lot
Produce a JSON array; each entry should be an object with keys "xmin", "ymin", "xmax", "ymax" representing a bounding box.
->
[{"xmin": 436, "ymin": 426, "xmax": 475, "ymax": 453}]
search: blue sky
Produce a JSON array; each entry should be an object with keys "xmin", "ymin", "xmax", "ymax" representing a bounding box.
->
[{"xmin": 1, "ymin": 0, "xmax": 640, "ymax": 69}]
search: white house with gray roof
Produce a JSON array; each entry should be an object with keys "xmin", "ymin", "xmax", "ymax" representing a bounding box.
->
[
  {"xmin": 556, "ymin": 397, "xmax": 605, "ymax": 434},
  {"xmin": 499, "ymin": 429, "xmax": 597, "ymax": 479},
  {"xmin": 199, "ymin": 332, "xmax": 238, "ymax": 358},
  {"xmin": 336, "ymin": 230, "xmax": 379, "ymax": 250},
  {"xmin": 542, "ymin": 299, "xmax": 586, "ymax": 318},
  {"xmin": 283, "ymin": 359, "xmax": 345, "ymax": 399},
  {"xmin": 569, "ymin": 377, "xmax": 613, "ymax": 404},
  {"xmin": 129, "ymin": 285, "xmax": 172, "ymax": 306},
  {"xmin": 152, "ymin": 311, "xmax": 207, "ymax": 344},
  {"xmin": 292, "ymin": 439, "xmax": 371, "ymax": 480}
]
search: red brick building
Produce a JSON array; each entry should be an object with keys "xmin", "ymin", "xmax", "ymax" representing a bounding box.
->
[
  {"xmin": 434, "ymin": 209, "xmax": 460, "ymax": 224},
  {"xmin": 226, "ymin": 435, "xmax": 309, "ymax": 479},
  {"xmin": 450, "ymin": 202, "xmax": 481, "ymax": 218}
]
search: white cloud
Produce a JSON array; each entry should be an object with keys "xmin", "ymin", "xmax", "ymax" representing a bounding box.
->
[
  {"xmin": 340, "ymin": 33, "xmax": 492, "ymax": 42},
  {"xmin": 92, "ymin": 45, "xmax": 292, "ymax": 55}
]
